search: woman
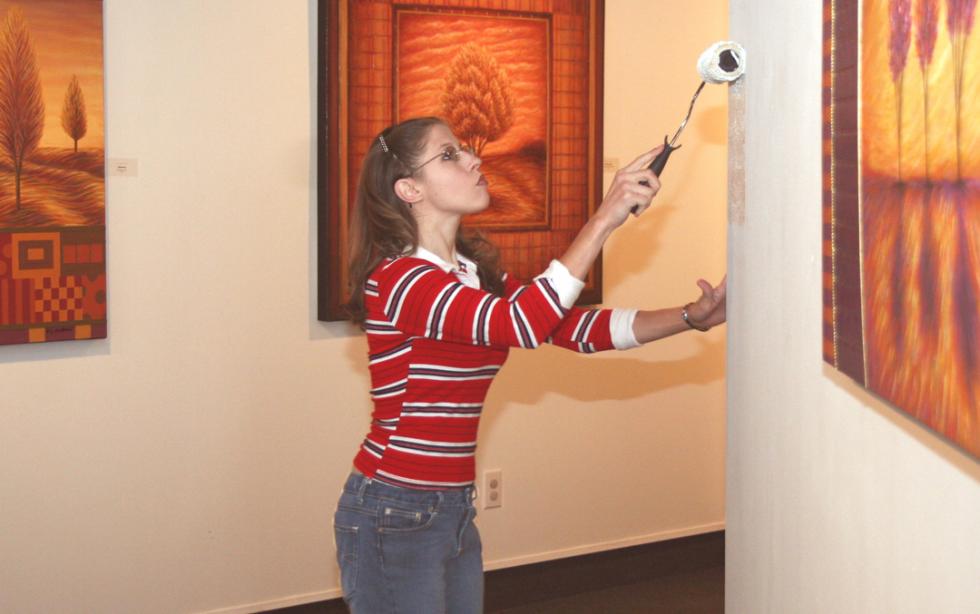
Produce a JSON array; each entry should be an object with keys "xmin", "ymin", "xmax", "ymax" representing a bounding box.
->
[{"xmin": 334, "ymin": 116, "xmax": 726, "ymax": 613}]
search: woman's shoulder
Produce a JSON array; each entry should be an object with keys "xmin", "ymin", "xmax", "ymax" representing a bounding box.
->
[{"xmin": 368, "ymin": 254, "xmax": 441, "ymax": 282}]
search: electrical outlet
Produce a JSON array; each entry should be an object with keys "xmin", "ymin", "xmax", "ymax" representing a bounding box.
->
[{"xmin": 483, "ymin": 469, "xmax": 502, "ymax": 509}]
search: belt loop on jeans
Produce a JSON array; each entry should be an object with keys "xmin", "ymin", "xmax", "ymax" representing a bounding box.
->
[
  {"xmin": 355, "ymin": 474, "xmax": 371, "ymax": 504},
  {"xmin": 432, "ymin": 491, "xmax": 444, "ymax": 513}
]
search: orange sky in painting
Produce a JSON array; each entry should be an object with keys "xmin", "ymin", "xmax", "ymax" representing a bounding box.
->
[
  {"xmin": 862, "ymin": 0, "xmax": 978, "ymax": 179},
  {"xmin": 395, "ymin": 11, "xmax": 548, "ymax": 155},
  {"xmin": 0, "ymin": 0, "xmax": 103, "ymax": 150}
]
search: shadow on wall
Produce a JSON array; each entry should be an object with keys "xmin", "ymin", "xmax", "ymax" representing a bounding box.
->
[
  {"xmin": 477, "ymin": 337, "xmax": 725, "ymax": 449},
  {"xmin": 0, "ymin": 337, "xmax": 110, "ymax": 364},
  {"xmin": 498, "ymin": 336, "xmax": 725, "ymax": 405},
  {"xmin": 823, "ymin": 364, "xmax": 980, "ymax": 485}
]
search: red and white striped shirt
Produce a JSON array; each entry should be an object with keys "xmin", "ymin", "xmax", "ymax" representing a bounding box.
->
[{"xmin": 352, "ymin": 248, "xmax": 639, "ymax": 490}]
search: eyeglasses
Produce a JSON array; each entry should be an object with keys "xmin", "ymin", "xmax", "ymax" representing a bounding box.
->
[{"xmin": 410, "ymin": 144, "xmax": 476, "ymax": 174}]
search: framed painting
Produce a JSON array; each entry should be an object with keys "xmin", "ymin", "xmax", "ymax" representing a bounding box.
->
[
  {"xmin": 824, "ymin": 0, "xmax": 980, "ymax": 459},
  {"xmin": 318, "ymin": 0, "xmax": 605, "ymax": 321},
  {"xmin": 0, "ymin": 0, "xmax": 105, "ymax": 346}
]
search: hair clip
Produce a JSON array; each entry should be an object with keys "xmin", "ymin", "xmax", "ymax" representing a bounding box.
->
[{"xmin": 378, "ymin": 135, "xmax": 389, "ymax": 153}]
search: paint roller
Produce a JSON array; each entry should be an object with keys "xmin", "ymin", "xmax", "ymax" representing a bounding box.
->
[{"xmin": 633, "ymin": 41, "xmax": 746, "ymax": 211}]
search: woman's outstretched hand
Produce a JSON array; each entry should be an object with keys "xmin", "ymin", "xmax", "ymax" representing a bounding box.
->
[
  {"xmin": 595, "ymin": 145, "xmax": 665, "ymax": 229},
  {"xmin": 628, "ymin": 276, "xmax": 727, "ymax": 344},
  {"xmin": 686, "ymin": 276, "xmax": 727, "ymax": 330}
]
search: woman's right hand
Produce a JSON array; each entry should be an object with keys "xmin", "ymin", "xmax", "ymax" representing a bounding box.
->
[{"xmin": 594, "ymin": 146, "xmax": 664, "ymax": 230}]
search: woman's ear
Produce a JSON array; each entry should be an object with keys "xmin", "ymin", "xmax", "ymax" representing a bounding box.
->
[{"xmin": 393, "ymin": 177, "xmax": 423, "ymax": 205}]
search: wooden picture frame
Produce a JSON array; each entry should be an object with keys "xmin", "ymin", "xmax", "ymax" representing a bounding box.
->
[{"xmin": 318, "ymin": 0, "xmax": 605, "ymax": 321}]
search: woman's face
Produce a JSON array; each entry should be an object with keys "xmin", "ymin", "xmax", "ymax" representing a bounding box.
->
[{"xmin": 411, "ymin": 123, "xmax": 490, "ymax": 218}]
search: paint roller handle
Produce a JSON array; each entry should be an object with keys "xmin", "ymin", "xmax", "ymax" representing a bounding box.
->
[
  {"xmin": 648, "ymin": 137, "xmax": 680, "ymax": 175},
  {"xmin": 631, "ymin": 136, "xmax": 680, "ymax": 213}
]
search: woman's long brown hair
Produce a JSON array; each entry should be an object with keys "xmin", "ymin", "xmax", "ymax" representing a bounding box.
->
[{"xmin": 346, "ymin": 117, "xmax": 505, "ymax": 324}]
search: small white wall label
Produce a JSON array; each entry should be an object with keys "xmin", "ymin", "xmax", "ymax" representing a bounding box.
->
[{"xmin": 108, "ymin": 158, "xmax": 138, "ymax": 177}]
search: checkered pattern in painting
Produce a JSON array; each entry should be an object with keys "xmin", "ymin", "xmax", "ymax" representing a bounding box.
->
[{"xmin": 34, "ymin": 277, "xmax": 84, "ymax": 324}]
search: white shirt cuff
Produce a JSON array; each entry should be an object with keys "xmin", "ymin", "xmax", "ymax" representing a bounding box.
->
[
  {"xmin": 610, "ymin": 309, "xmax": 641, "ymax": 350},
  {"xmin": 535, "ymin": 259, "xmax": 585, "ymax": 309}
]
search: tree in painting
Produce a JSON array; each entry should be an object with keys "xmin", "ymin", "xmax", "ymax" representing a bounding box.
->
[
  {"xmin": 441, "ymin": 43, "xmax": 515, "ymax": 156},
  {"xmin": 946, "ymin": 0, "xmax": 977, "ymax": 181},
  {"xmin": 915, "ymin": 0, "xmax": 939, "ymax": 182},
  {"xmin": 0, "ymin": 6, "xmax": 44, "ymax": 210},
  {"xmin": 61, "ymin": 74, "xmax": 86, "ymax": 153},
  {"xmin": 889, "ymin": 0, "xmax": 911, "ymax": 182}
]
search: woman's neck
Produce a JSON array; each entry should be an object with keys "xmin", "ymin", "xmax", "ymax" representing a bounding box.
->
[{"xmin": 417, "ymin": 215, "xmax": 460, "ymax": 264}]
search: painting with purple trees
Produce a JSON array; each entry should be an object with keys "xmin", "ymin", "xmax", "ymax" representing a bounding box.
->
[{"xmin": 825, "ymin": 0, "xmax": 980, "ymax": 460}]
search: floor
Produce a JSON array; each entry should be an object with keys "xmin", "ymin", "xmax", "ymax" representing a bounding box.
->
[{"xmin": 267, "ymin": 531, "xmax": 724, "ymax": 614}]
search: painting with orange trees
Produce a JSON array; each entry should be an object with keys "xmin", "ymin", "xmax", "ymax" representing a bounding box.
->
[
  {"xmin": 0, "ymin": 0, "xmax": 105, "ymax": 346},
  {"xmin": 396, "ymin": 11, "xmax": 549, "ymax": 229},
  {"xmin": 824, "ymin": 0, "xmax": 980, "ymax": 459},
  {"xmin": 317, "ymin": 0, "xmax": 604, "ymax": 320}
]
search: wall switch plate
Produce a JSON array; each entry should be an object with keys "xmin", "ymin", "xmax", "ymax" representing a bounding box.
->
[{"xmin": 483, "ymin": 469, "xmax": 502, "ymax": 509}]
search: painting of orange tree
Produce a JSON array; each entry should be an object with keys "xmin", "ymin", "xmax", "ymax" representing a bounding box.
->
[
  {"xmin": 861, "ymin": 0, "xmax": 979, "ymax": 456},
  {"xmin": 395, "ymin": 10, "xmax": 549, "ymax": 229},
  {"xmin": 0, "ymin": 0, "xmax": 105, "ymax": 345}
]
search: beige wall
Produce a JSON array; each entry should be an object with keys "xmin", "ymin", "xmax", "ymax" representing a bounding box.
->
[
  {"xmin": 0, "ymin": 1, "xmax": 728, "ymax": 612},
  {"xmin": 727, "ymin": 1, "xmax": 980, "ymax": 613}
]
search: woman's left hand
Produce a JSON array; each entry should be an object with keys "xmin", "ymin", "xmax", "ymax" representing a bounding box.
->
[{"xmin": 686, "ymin": 276, "xmax": 727, "ymax": 330}]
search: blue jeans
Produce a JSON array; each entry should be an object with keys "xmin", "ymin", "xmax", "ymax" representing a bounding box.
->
[{"xmin": 333, "ymin": 472, "xmax": 483, "ymax": 613}]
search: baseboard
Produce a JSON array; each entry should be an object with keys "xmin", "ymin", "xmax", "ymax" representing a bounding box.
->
[
  {"xmin": 482, "ymin": 520, "xmax": 726, "ymax": 571},
  {"xmin": 198, "ymin": 589, "xmax": 343, "ymax": 614},
  {"xmin": 198, "ymin": 521, "xmax": 725, "ymax": 613}
]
